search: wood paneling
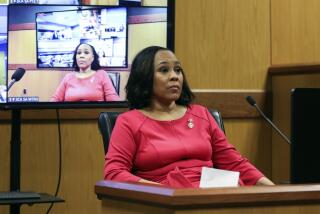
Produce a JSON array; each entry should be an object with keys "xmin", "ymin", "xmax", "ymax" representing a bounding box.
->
[
  {"xmin": 269, "ymin": 64, "xmax": 320, "ymax": 75},
  {"xmin": 128, "ymin": 22, "xmax": 167, "ymax": 63},
  {"xmin": 8, "ymin": 30, "xmax": 36, "ymax": 65},
  {"xmin": 270, "ymin": 69, "xmax": 320, "ymax": 183},
  {"xmin": 89, "ymin": 0, "xmax": 118, "ymax": 5},
  {"xmin": 175, "ymin": 0, "xmax": 270, "ymax": 89},
  {"xmin": 0, "ymin": 123, "xmax": 10, "ymax": 214},
  {"xmin": 142, "ymin": 0, "xmax": 167, "ymax": 6},
  {"xmin": 0, "ymin": 90, "xmax": 267, "ymax": 120},
  {"xmin": 271, "ymin": 0, "xmax": 320, "ymax": 64},
  {"xmin": 193, "ymin": 90, "xmax": 269, "ymax": 118},
  {"xmin": 224, "ymin": 120, "xmax": 271, "ymax": 177},
  {"xmin": 0, "ymin": 121, "xmax": 105, "ymax": 214}
]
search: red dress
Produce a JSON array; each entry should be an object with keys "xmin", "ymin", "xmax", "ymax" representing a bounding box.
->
[
  {"xmin": 51, "ymin": 70, "xmax": 120, "ymax": 102},
  {"xmin": 104, "ymin": 104, "xmax": 264, "ymax": 188}
]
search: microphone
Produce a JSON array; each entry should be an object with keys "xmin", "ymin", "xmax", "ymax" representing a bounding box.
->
[
  {"xmin": 246, "ymin": 96, "xmax": 291, "ymax": 144},
  {"xmin": 7, "ymin": 68, "xmax": 26, "ymax": 91}
]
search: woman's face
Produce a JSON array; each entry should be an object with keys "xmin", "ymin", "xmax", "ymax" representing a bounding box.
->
[
  {"xmin": 76, "ymin": 44, "xmax": 94, "ymax": 71},
  {"xmin": 152, "ymin": 50, "xmax": 184, "ymax": 105}
]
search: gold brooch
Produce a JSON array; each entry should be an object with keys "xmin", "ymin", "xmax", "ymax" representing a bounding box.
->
[{"xmin": 187, "ymin": 119, "xmax": 194, "ymax": 128}]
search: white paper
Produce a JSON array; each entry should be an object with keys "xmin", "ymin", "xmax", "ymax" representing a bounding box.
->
[{"xmin": 199, "ymin": 167, "xmax": 240, "ymax": 188}]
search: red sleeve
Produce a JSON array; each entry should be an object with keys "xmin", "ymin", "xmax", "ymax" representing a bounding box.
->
[
  {"xmin": 100, "ymin": 71, "xmax": 121, "ymax": 101},
  {"xmin": 206, "ymin": 109, "xmax": 264, "ymax": 185},
  {"xmin": 104, "ymin": 114, "xmax": 141, "ymax": 183},
  {"xmin": 51, "ymin": 75, "xmax": 68, "ymax": 102}
]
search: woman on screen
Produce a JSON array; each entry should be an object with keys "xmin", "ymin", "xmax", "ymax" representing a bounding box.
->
[
  {"xmin": 104, "ymin": 46, "xmax": 274, "ymax": 188},
  {"xmin": 51, "ymin": 43, "xmax": 120, "ymax": 102}
]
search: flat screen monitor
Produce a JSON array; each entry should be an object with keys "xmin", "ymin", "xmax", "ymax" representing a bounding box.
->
[
  {"xmin": 290, "ymin": 88, "xmax": 320, "ymax": 183},
  {"xmin": 1, "ymin": 1, "xmax": 174, "ymax": 109}
]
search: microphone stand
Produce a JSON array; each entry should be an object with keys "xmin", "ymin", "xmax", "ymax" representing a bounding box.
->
[{"xmin": 253, "ymin": 103, "xmax": 291, "ymax": 145}]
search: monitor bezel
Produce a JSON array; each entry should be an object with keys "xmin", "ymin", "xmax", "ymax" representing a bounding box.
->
[{"xmin": 1, "ymin": 1, "xmax": 175, "ymax": 110}]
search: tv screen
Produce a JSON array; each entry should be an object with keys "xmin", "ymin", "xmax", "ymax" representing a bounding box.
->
[
  {"xmin": 36, "ymin": 7, "xmax": 128, "ymax": 68},
  {"xmin": 2, "ymin": 2, "xmax": 174, "ymax": 109},
  {"xmin": 291, "ymin": 88, "xmax": 320, "ymax": 184}
]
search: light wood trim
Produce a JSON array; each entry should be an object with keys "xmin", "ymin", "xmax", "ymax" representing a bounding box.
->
[{"xmin": 95, "ymin": 180, "xmax": 320, "ymax": 207}]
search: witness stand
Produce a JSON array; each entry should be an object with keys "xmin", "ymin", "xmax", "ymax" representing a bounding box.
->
[
  {"xmin": 0, "ymin": 109, "xmax": 64, "ymax": 214},
  {"xmin": 95, "ymin": 180, "xmax": 320, "ymax": 214}
]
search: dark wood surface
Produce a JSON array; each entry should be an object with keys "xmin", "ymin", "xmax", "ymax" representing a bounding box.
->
[
  {"xmin": 193, "ymin": 90, "xmax": 268, "ymax": 118},
  {"xmin": 95, "ymin": 180, "xmax": 320, "ymax": 208},
  {"xmin": 0, "ymin": 90, "xmax": 267, "ymax": 120},
  {"xmin": 269, "ymin": 64, "xmax": 320, "ymax": 75},
  {"xmin": 0, "ymin": 193, "xmax": 64, "ymax": 205}
]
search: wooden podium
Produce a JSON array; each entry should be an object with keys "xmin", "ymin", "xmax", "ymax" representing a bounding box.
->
[{"xmin": 95, "ymin": 180, "xmax": 320, "ymax": 214}]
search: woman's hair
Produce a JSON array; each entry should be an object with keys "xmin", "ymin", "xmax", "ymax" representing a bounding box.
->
[
  {"xmin": 72, "ymin": 43, "xmax": 101, "ymax": 71},
  {"xmin": 126, "ymin": 46, "xmax": 194, "ymax": 109}
]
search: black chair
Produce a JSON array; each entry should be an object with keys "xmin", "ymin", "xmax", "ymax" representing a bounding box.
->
[{"xmin": 98, "ymin": 109, "xmax": 225, "ymax": 154}]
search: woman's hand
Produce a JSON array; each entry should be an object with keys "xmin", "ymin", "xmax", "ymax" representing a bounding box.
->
[
  {"xmin": 256, "ymin": 177, "xmax": 275, "ymax": 185},
  {"xmin": 138, "ymin": 178, "xmax": 161, "ymax": 185}
]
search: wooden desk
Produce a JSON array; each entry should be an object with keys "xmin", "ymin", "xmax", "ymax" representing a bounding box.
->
[{"xmin": 95, "ymin": 180, "xmax": 320, "ymax": 214}]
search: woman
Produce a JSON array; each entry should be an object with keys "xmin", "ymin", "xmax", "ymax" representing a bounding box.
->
[
  {"xmin": 51, "ymin": 43, "xmax": 120, "ymax": 102},
  {"xmin": 104, "ymin": 46, "xmax": 274, "ymax": 188}
]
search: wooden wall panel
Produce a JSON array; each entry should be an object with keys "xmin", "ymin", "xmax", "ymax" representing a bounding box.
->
[
  {"xmin": 224, "ymin": 120, "xmax": 272, "ymax": 177},
  {"xmin": 271, "ymin": 72, "xmax": 320, "ymax": 183},
  {"xmin": 271, "ymin": 0, "xmax": 320, "ymax": 64},
  {"xmin": 128, "ymin": 22, "xmax": 167, "ymax": 62},
  {"xmin": 142, "ymin": 0, "xmax": 167, "ymax": 6},
  {"xmin": 175, "ymin": 0, "xmax": 270, "ymax": 89},
  {"xmin": 7, "ymin": 70, "xmax": 67, "ymax": 102},
  {"xmin": 0, "ymin": 121, "xmax": 105, "ymax": 214},
  {"xmin": 90, "ymin": 0, "xmax": 118, "ymax": 5},
  {"xmin": 0, "ymin": 123, "xmax": 10, "ymax": 214},
  {"xmin": 8, "ymin": 31, "xmax": 36, "ymax": 64}
]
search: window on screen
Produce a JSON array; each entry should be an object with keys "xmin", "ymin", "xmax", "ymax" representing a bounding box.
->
[{"xmin": 36, "ymin": 7, "xmax": 127, "ymax": 68}]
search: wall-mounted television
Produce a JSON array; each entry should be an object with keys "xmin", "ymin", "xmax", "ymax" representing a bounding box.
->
[
  {"xmin": 1, "ymin": 1, "xmax": 175, "ymax": 109},
  {"xmin": 36, "ymin": 7, "xmax": 128, "ymax": 68}
]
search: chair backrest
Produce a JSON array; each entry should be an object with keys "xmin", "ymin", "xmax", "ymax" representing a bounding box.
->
[
  {"xmin": 98, "ymin": 109, "xmax": 225, "ymax": 154},
  {"xmin": 107, "ymin": 72, "xmax": 120, "ymax": 95},
  {"xmin": 98, "ymin": 111, "xmax": 122, "ymax": 154},
  {"xmin": 208, "ymin": 109, "xmax": 225, "ymax": 134}
]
